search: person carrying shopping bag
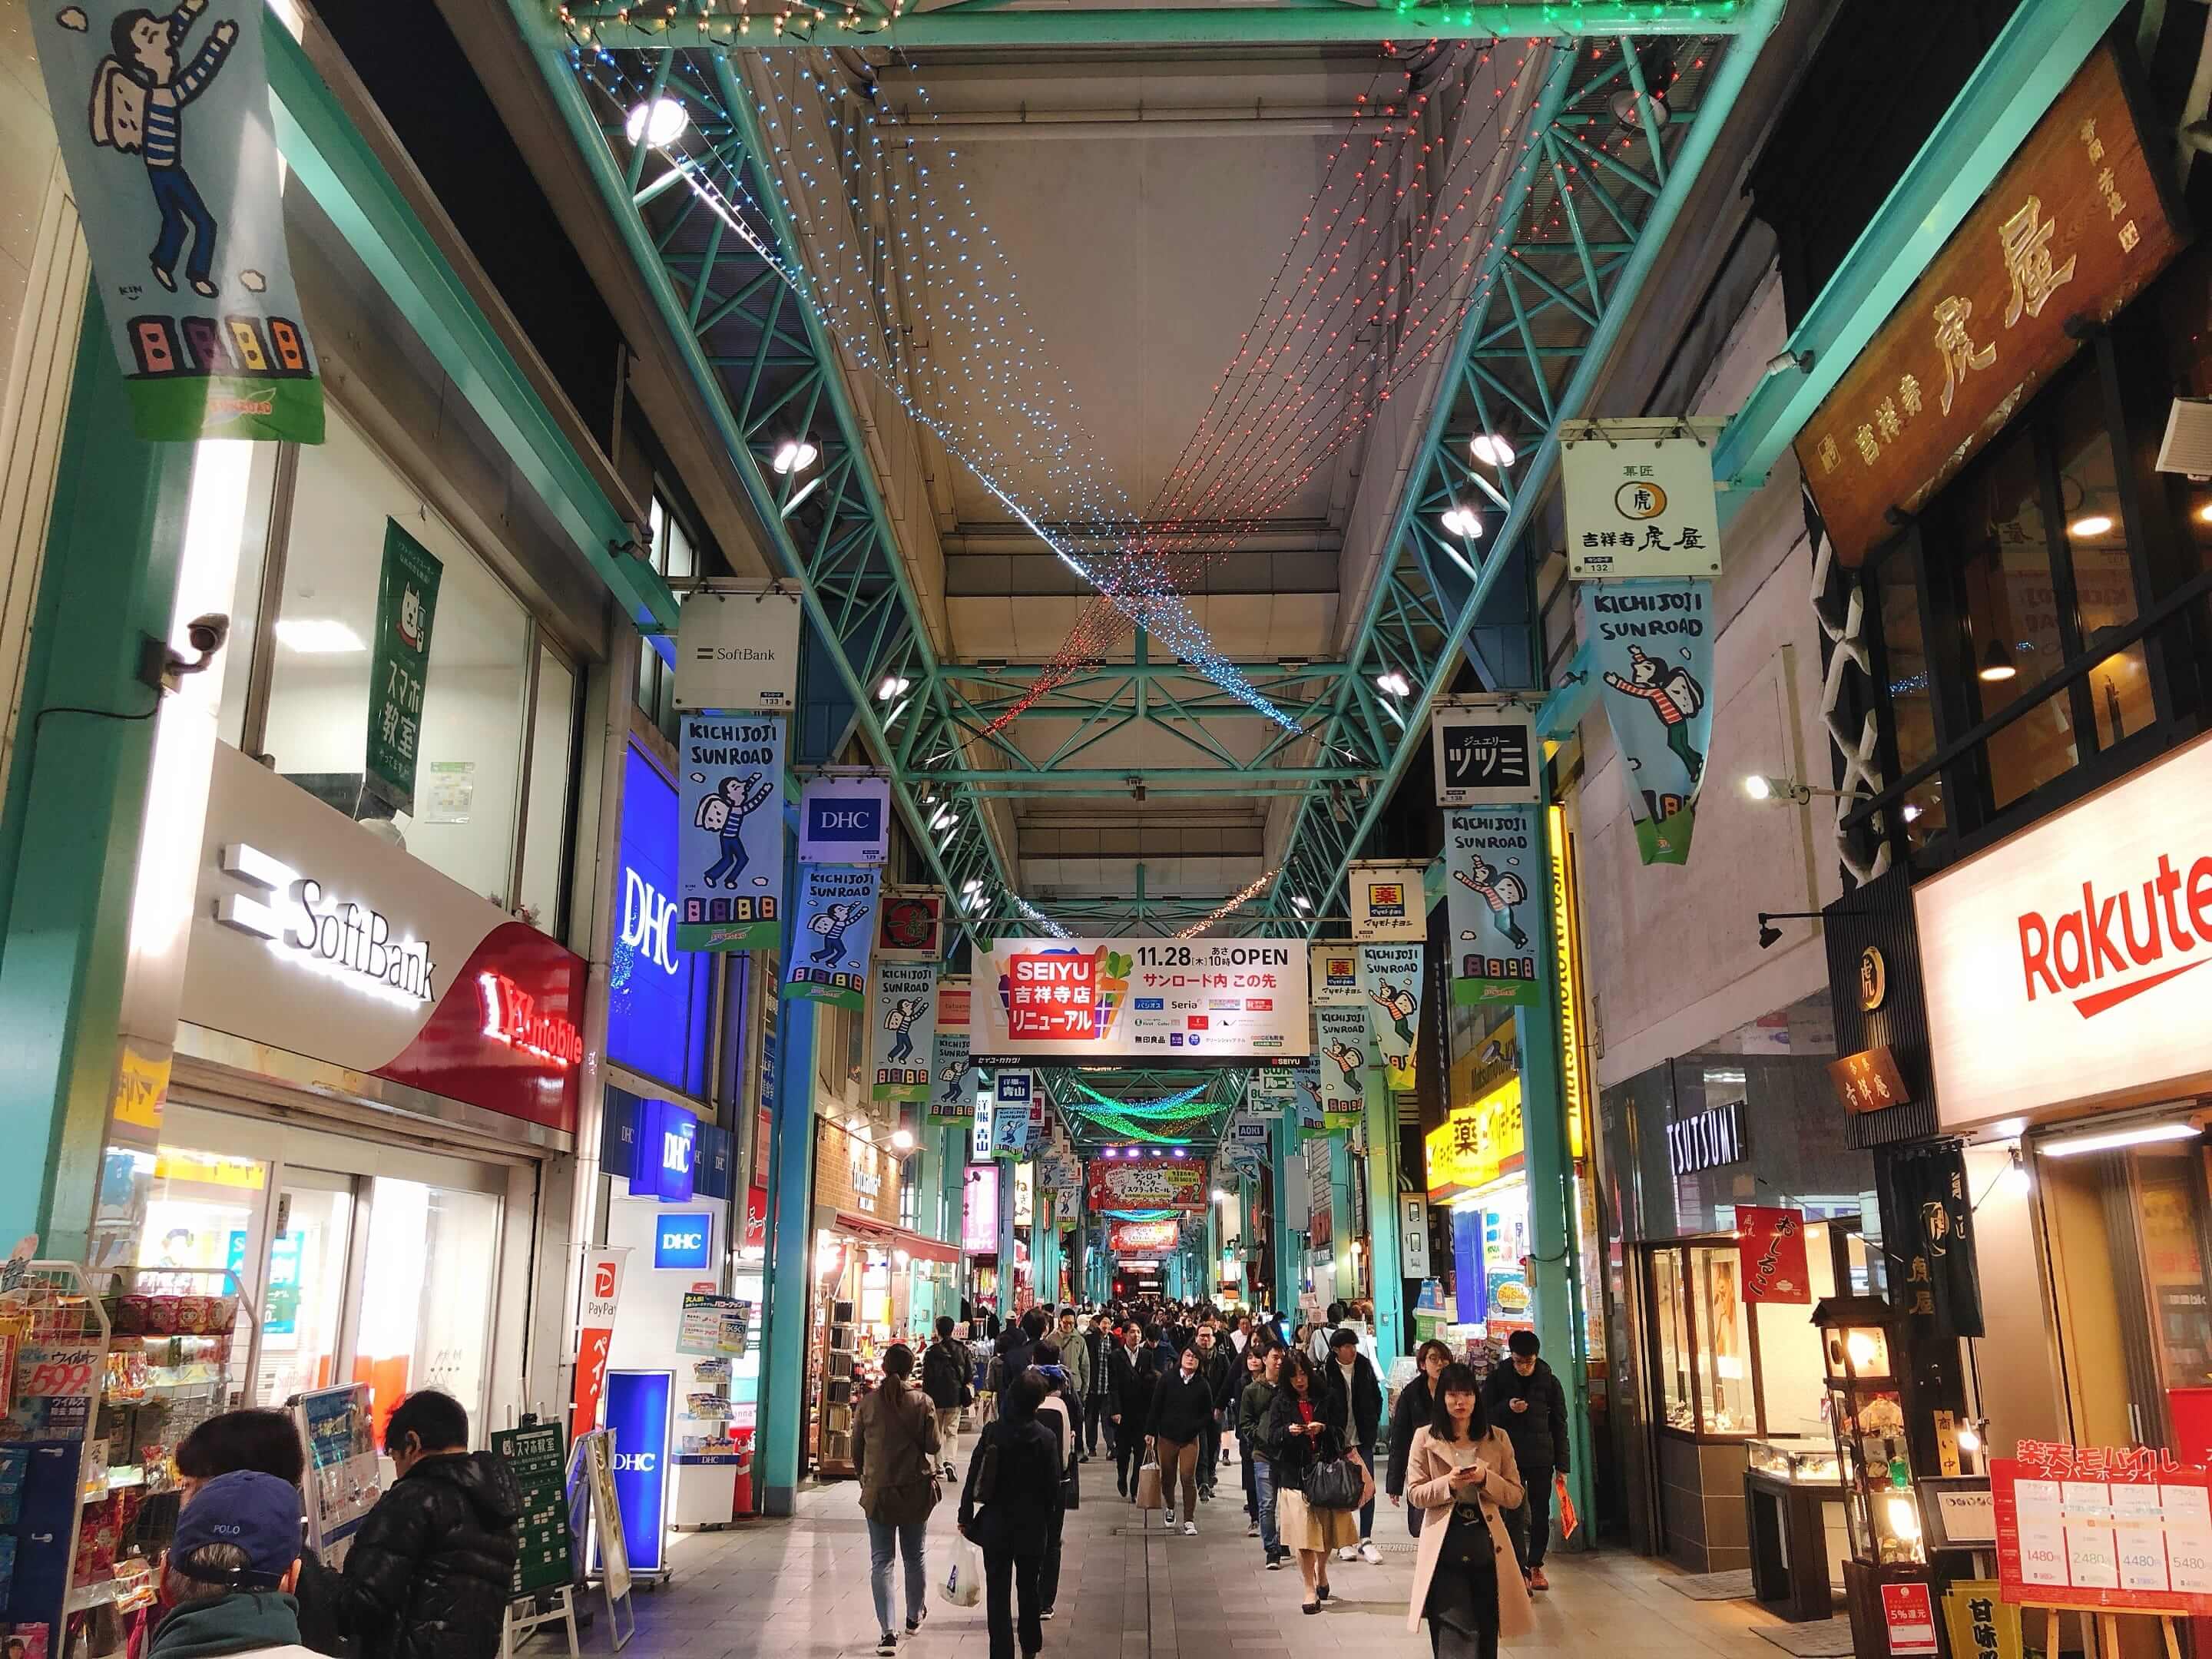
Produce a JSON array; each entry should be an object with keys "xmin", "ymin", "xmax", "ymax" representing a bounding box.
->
[
  {"xmin": 958, "ymin": 1373, "xmax": 1062, "ymax": 1659},
  {"xmin": 853, "ymin": 1345, "xmax": 942, "ymax": 1657},
  {"xmin": 1264, "ymin": 1350, "xmax": 1362, "ymax": 1614},
  {"xmin": 1404, "ymin": 1363, "xmax": 1534, "ymax": 1659},
  {"xmin": 1146, "ymin": 1343, "xmax": 1215, "ymax": 1535}
]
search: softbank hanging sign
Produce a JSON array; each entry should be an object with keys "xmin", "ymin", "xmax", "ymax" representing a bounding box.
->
[{"xmin": 1920, "ymin": 735, "xmax": 2212, "ymax": 1128}]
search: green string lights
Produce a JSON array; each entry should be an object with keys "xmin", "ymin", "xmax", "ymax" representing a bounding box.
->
[{"xmin": 1068, "ymin": 1079, "xmax": 1209, "ymax": 1118}]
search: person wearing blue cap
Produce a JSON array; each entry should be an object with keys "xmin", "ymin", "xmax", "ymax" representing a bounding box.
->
[{"xmin": 150, "ymin": 1470, "xmax": 320, "ymax": 1659}]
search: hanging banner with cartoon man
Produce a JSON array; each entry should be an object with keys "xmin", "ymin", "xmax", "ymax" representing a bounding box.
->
[
  {"xmin": 1444, "ymin": 806, "xmax": 1542, "ymax": 1007},
  {"xmin": 34, "ymin": 0, "xmax": 322, "ymax": 441},
  {"xmin": 1581, "ymin": 578, "xmax": 1714, "ymax": 865},
  {"xmin": 870, "ymin": 959, "xmax": 936, "ymax": 1103},
  {"xmin": 785, "ymin": 863, "xmax": 879, "ymax": 1008},
  {"xmin": 1356, "ymin": 942, "xmax": 1424, "ymax": 1091},
  {"xmin": 1313, "ymin": 1005, "xmax": 1368, "ymax": 1125},
  {"xmin": 677, "ymin": 714, "xmax": 783, "ymax": 950},
  {"xmin": 1293, "ymin": 1069, "xmax": 1326, "ymax": 1144}
]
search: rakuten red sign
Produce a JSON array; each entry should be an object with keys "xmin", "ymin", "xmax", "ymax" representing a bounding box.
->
[{"xmin": 1920, "ymin": 735, "xmax": 2212, "ymax": 1129}]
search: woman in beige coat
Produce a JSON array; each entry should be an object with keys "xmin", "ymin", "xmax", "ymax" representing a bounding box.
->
[{"xmin": 1404, "ymin": 1363, "xmax": 1535, "ymax": 1657}]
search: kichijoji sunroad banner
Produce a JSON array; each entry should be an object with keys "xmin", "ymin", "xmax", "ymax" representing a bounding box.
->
[
  {"xmin": 1313, "ymin": 1004, "xmax": 1366, "ymax": 1126},
  {"xmin": 1357, "ymin": 942, "xmax": 1425, "ymax": 1091},
  {"xmin": 677, "ymin": 714, "xmax": 783, "ymax": 950},
  {"xmin": 785, "ymin": 863, "xmax": 879, "ymax": 1008},
  {"xmin": 1444, "ymin": 806, "xmax": 1542, "ymax": 1007},
  {"xmin": 1581, "ymin": 578, "xmax": 1714, "ymax": 864},
  {"xmin": 870, "ymin": 959, "xmax": 937, "ymax": 1103}
]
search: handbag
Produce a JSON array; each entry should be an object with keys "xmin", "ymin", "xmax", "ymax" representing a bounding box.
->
[
  {"xmin": 1304, "ymin": 1453, "xmax": 1362, "ymax": 1511},
  {"xmin": 1134, "ymin": 1455, "xmax": 1164, "ymax": 1511},
  {"xmin": 1061, "ymin": 1453, "xmax": 1081, "ymax": 1511}
]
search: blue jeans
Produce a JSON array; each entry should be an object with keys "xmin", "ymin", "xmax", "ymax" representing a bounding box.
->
[
  {"xmin": 1253, "ymin": 1454, "xmax": 1281, "ymax": 1558},
  {"xmin": 1358, "ymin": 1442, "xmax": 1379, "ymax": 1541},
  {"xmin": 147, "ymin": 166, "xmax": 217, "ymax": 285},
  {"xmin": 705, "ymin": 830, "xmax": 744, "ymax": 886},
  {"xmin": 866, "ymin": 1516, "xmax": 926, "ymax": 1634}
]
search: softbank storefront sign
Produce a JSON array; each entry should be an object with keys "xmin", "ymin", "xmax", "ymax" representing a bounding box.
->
[{"xmin": 1919, "ymin": 734, "xmax": 2212, "ymax": 1128}]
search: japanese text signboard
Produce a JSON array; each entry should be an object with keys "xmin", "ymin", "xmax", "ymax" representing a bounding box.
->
[
  {"xmin": 365, "ymin": 521, "xmax": 441, "ymax": 816},
  {"xmin": 1736, "ymin": 1206, "xmax": 1811, "ymax": 1304},
  {"xmin": 1086, "ymin": 1156, "xmax": 1207, "ymax": 1213},
  {"xmin": 1431, "ymin": 697, "xmax": 1539, "ymax": 806},
  {"xmin": 1349, "ymin": 862, "xmax": 1428, "ymax": 942},
  {"xmin": 1561, "ymin": 420, "xmax": 1724, "ymax": 581},
  {"xmin": 974, "ymin": 938, "xmax": 1309, "ymax": 1065},
  {"xmin": 1796, "ymin": 47, "xmax": 2184, "ymax": 566},
  {"xmin": 1994, "ymin": 1445, "xmax": 2212, "ymax": 1615}
]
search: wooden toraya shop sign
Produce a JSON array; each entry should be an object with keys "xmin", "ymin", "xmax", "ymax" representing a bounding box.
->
[{"xmin": 1796, "ymin": 47, "xmax": 2186, "ymax": 565}]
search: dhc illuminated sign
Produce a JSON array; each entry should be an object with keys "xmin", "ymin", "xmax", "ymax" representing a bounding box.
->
[
  {"xmin": 609, "ymin": 747, "xmax": 714, "ymax": 1094},
  {"xmin": 631, "ymin": 1097, "xmax": 697, "ymax": 1204},
  {"xmin": 602, "ymin": 1370, "xmax": 672, "ymax": 1575},
  {"xmin": 654, "ymin": 1211, "xmax": 711, "ymax": 1270}
]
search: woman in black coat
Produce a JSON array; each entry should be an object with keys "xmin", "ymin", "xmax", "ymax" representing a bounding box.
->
[
  {"xmin": 1264, "ymin": 1350, "xmax": 1356, "ymax": 1613},
  {"xmin": 959, "ymin": 1372, "xmax": 1064, "ymax": 1659},
  {"xmin": 1387, "ymin": 1341, "xmax": 1456, "ymax": 1537}
]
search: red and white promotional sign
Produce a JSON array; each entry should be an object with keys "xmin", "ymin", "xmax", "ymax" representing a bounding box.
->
[
  {"xmin": 1994, "ymin": 1445, "xmax": 2212, "ymax": 1616},
  {"xmin": 1879, "ymin": 1583, "xmax": 1940, "ymax": 1657},
  {"xmin": 974, "ymin": 938, "xmax": 1309, "ymax": 1063},
  {"xmin": 570, "ymin": 1246, "xmax": 629, "ymax": 1439},
  {"xmin": 186, "ymin": 744, "xmax": 588, "ymax": 1132},
  {"xmin": 1109, "ymin": 1219, "xmax": 1182, "ymax": 1253},
  {"xmin": 1918, "ymin": 733, "xmax": 2212, "ymax": 1129},
  {"xmin": 1085, "ymin": 1157, "xmax": 1207, "ymax": 1213},
  {"xmin": 1737, "ymin": 1206, "xmax": 1811, "ymax": 1304}
]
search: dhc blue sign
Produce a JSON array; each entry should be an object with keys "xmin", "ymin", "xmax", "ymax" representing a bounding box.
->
[
  {"xmin": 654, "ymin": 1210, "xmax": 711, "ymax": 1270},
  {"xmin": 631, "ymin": 1098, "xmax": 697, "ymax": 1205},
  {"xmin": 804, "ymin": 794, "xmax": 882, "ymax": 846},
  {"xmin": 604, "ymin": 1369, "xmax": 672, "ymax": 1575},
  {"xmin": 610, "ymin": 747, "xmax": 715, "ymax": 1097}
]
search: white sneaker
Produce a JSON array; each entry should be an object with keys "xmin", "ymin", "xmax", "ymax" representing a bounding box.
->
[
  {"xmin": 1359, "ymin": 1541, "xmax": 1383, "ymax": 1565},
  {"xmin": 875, "ymin": 1637, "xmax": 897, "ymax": 1656},
  {"xmin": 1184, "ymin": 1521, "xmax": 1198, "ymax": 1536}
]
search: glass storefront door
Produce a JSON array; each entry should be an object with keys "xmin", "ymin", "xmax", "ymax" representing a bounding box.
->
[{"xmin": 253, "ymin": 1172, "xmax": 358, "ymax": 1407}]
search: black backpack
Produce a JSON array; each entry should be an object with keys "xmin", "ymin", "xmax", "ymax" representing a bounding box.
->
[{"xmin": 923, "ymin": 1340, "xmax": 965, "ymax": 1407}]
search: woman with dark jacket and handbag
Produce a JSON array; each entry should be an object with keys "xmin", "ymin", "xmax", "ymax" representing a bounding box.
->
[
  {"xmin": 1263, "ymin": 1350, "xmax": 1360, "ymax": 1614},
  {"xmin": 852, "ymin": 1345, "xmax": 942, "ymax": 1655},
  {"xmin": 1145, "ymin": 1344, "xmax": 1216, "ymax": 1534},
  {"xmin": 1387, "ymin": 1341, "xmax": 1456, "ymax": 1537},
  {"xmin": 322, "ymin": 1390, "xmax": 521, "ymax": 1659},
  {"xmin": 959, "ymin": 1372, "xmax": 1064, "ymax": 1659},
  {"xmin": 1404, "ymin": 1363, "xmax": 1534, "ymax": 1659}
]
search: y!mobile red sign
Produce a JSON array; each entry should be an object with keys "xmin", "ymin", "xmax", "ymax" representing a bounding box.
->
[{"xmin": 1919, "ymin": 735, "xmax": 2212, "ymax": 1130}]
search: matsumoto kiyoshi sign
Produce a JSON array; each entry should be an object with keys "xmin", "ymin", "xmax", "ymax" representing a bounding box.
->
[
  {"xmin": 973, "ymin": 938, "xmax": 1310, "ymax": 1063},
  {"xmin": 1919, "ymin": 734, "xmax": 2212, "ymax": 1128},
  {"xmin": 1581, "ymin": 578, "xmax": 1714, "ymax": 865}
]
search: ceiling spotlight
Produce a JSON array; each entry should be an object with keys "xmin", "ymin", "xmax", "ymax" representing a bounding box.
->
[
  {"xmin": 1757, "ymin": 919, "xmax": 1783, "ymax": 950},
  {"xmin": 2069, "ymin": 514, "xmax": 2114, "ymax": 538},
  {"xmin": 876, "ymin": 674, "xmax": 912, "ymax": 700},
  {"xmin": 1440, "ymin": 505, "xmax": 1483, "ymax": 538},
  {"xmin": 2197, "ymin": 502, "xmax": 2212, "ymax": 525},
  {"xmin": 890, "ymin": 1128, "xmax": 916, "ymax": 1151},
  {"xmin": 1742, "ymin": 773, "xmax": 1812, "ymax": 806},
  {"xmin": 625, "ymin": 97, "xmax": 689, "ymax": 148},
  {"xmin": 771, "ymin": 437, "xmax": 820, "ymax": 475},
  {"xmin": 1375, "ymin": 670, "xmax": 1412, "ymax": 698},
  {"xmin": 1979, "ymin": 640, "xmax": 2018, "ymax": 683},
  {"xmin": 1469, "ymin": 433, "xmax": 1515, "ymax": 469},
  {"xmin": 1608, "ymin": 84, "xmax": 1668, "ymax": 131},
  {"xmin": 1290, "ymin": 895, "xmax": 1313, "ymax": 912}
]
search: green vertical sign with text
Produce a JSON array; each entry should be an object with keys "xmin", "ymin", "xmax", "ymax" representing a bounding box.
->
[{"xmin": 366, "ymin": 519, "xmax": 440, "ymax": 815}]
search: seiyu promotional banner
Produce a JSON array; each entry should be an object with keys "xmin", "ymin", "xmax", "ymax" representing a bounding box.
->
[
  {"xmin": 929, "ymin": 980, "xmax": 977, "ymax": 1124},
  {"xmin": 870, "ymin": 959, "xmax": 937, "ymax": 1103},
  {"xmin": 677, "ymin": 714, "xmax": 783, "ymax": 950},
  {"xmin": 1561, "ymin": 419, "xmax": 1724, "ymax": 582},
  {"xmin": 35, "ymin": 0, "xmax": 322, "ymax": 441},
  {"xmin": 1444, "ymin": 806, "xmax": 1542, "ymax": 1007},
  {"xmin": 1357, "ymin": 942, "xmax": 1424, "ymax": 1091},
  {"xmin": 1313, "ymin": 1004, "xmax": 1368, "ymax": 1124},
  {"xmin": 1348, "ymin": 862, "xmax": 1427, "ymax": 942},
  {"xmin": 786, "ymin": 863, "xmax": 879, "ymax": 1008},
  {"xmin": 798, "ymin": 773, "xmax": 890, "ymax": 865},
  {"xmin": 1431, "ymin": 696, "xmax": 1540, "ymax": 807},
  {"xmin": 675, "ymin": 586, "xmax": 802, "ymax": 714},
  {"xmin": 1310, "ymin": 945, "xmax": 1361, "ymax": 1007},
  {"xmin": 1581, "ymin": 578, "xmax": 1714, "ymax": 865}
]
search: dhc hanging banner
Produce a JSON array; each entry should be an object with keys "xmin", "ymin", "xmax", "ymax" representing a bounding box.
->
[
  {"xmin": 1356, "ymin": 942, "xmax": 1424, "ymax": 1092},
  {"xmin": 870, "ymin": 959, "xmax": 937, "ymax": 1103},
  {"xmin": 785, "ymin": 863, "xmax": 879, "ymax": 1008},
  {"xmin": 1444, "ymin": 807, "xmax": 1543, "ymax": 1007},
  {"xmin": 35, "ymin": 0, "xmax": 321, "ymax": 441},
  {"xmin": 677, "ymin": 714, "xmax": 783, "ymax": 951},
  {"xmin": 1581, "ymin": 578, "xmax": 1715, "ymax": 865}
]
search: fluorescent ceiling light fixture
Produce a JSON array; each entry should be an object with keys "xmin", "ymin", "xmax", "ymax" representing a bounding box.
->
[
  {"xmin": 1439, "ymin": 505, "xmax": 1482, "ymax": 538},
  {"xmin": 962, "ymin": 879, "xmax": 983, "ymax": 897},
  {"xmin": 273, "ymin": 618, "xmax": 366, "ymax": 654},
  {"xmin": 626, "ymin": 97, "xmax": 689, "ymax": 148},
  {"xmin": 771, "ymin": 437, "xmax": 819, "ymax": 475},
  {"xmin": 2068, "ymin": 514, "xmax": 2114, "ymax": 538},
  {"xmin": 1469, "ymin": 433, "xmax": 1515, "ymax": 468},
  {"xmin": 1290, "ymin": 895, "xmax": 1313, "ymax": 912},
  {"xmin": 2039, "ymin": 1121, "xmax": 2199, "ymax": 1158},
  {"xmin": 1375, "ymin": 670, "xmax": 1412, "ymax": 698},
  {"xmin": 877, "ymin": 674, "xmax": 911, "ymax": 700}
]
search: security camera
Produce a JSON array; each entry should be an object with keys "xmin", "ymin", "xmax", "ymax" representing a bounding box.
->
[{"xmin": 140, "ymin": 611, "xmax": 232, "ymax": 694}]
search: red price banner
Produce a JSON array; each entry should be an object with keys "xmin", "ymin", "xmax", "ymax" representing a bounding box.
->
[
  {"xmin": 18, "ymin": 1342, "xmax": 101, "ymax": 1399},
  {"xmin": 1995, "ymin": 1447, "xmax": 2212, "ymax": 1615}
]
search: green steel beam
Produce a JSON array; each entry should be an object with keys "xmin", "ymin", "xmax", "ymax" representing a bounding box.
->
[
  {"xmin": 1712, "ymin": 0, "xmax": 2130, "ymax": 492},
  {"xmin": 1275, "ymin": 9, "xmax": 1780, "ymax": 923},
  {"xmin": 265, "ymin": 25, "xmax": 677, "ymax": 635},
  {"xmin": 563, "ymin": 0, "xmax": 1758, "ymax": 48}
]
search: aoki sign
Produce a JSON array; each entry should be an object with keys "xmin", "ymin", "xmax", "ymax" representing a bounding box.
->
[{"xmin": 1920, "ymin": 734, "xmax": 2212, "ymax": 1128}]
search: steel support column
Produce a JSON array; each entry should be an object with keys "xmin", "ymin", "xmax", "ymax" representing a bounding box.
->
[
  {"xmin": 760, "ymin": 835, "xmax": 822, "ymax": 1514},
  {"xmin": 1361, "ymin": 1067, "xmax": 1405, "ymax": 1364}
]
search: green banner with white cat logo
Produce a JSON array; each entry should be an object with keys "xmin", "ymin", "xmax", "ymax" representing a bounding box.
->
[{"xmin": 364, "ymin": 519, "xmax": 440, "ymax": 816}]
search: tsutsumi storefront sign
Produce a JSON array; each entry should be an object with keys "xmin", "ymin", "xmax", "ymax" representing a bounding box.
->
[
  {"xmin": 183, "ymin": 743, "xmax": 588, "ymax": 1134},
  {"xmin": 1919, "ymin": 734, "xmax": 2212, "ymax": 1128}
]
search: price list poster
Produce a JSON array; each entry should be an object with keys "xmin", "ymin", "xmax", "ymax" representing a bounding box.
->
[{"xmin": 1994, "ymin": 1445, "xmax": 2212, "ymax": 1616}]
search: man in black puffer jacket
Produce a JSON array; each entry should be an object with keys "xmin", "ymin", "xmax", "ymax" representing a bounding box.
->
[{"xmin": 324, "ymin": 1390, "xmax": 522, "ymax": 1659}]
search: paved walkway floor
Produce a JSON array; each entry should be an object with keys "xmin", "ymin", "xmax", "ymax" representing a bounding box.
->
[{"xmin": 600, "ymin": 1446, "xmax": 1808, "ymax": 1659}]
